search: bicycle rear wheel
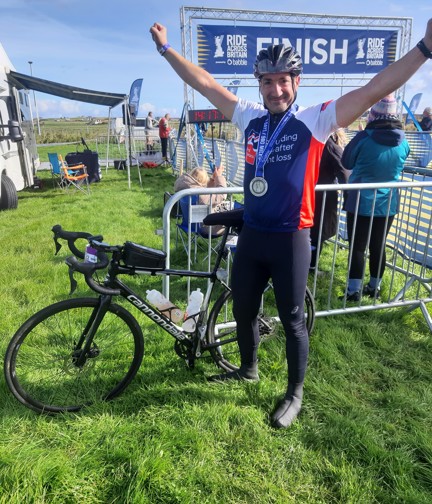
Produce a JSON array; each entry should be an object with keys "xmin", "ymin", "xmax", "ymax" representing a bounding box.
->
[
  {"xmin": 206, "ymin": 286, "xmax": 315, "ymax": 372},
  {"xmin": 4, "ymin": 298, "xmax": 144, "ymax": 414}
]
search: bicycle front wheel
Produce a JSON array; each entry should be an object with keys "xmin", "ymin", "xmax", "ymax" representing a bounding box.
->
[
  {"xmin": 206, "ymin": 287, "xmax": 315, "ymax": 372},
  {"xmin": 4, "ymin": 298, "xmax": 144, "ymax": 414}
]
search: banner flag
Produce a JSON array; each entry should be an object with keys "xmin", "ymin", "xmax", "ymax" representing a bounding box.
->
[
  {"xmin": 195, "ymin": 123, "xmax": 215, "ymax": 171},
  {"xmin": 129, "ymin": 78, "xmax": 143, "ymax": 113},
  {"xmin": 226, "ymin": 79, "xmax": 241, "ymax": 95},
  {"xmin": 405, "ymin": 93, "xmax": 422, "ymax": 124},
  {"xmin": 402, "ymin": 101, "xmax": 422, "ymax": 131}
]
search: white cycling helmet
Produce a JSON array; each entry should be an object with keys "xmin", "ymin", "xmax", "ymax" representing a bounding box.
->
[{"xmin": 253, "ymin": 44, "xmax": 303, "ymax": 79}]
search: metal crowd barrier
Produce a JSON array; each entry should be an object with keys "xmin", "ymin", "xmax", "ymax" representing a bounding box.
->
[
  {"xmin": 161, "ymin": 186, "xmax": 243, "ymax": 298},
  {"xmin": 162, "ymin": 178, "xmax": 432, "ymax": 332},
  {"xmin": 171, "ymin": 130, "xmax": 432, "ymax": 183},
  {"xmin": 311, "ymin": 178, "xmax": 432, "ymax": 328}
]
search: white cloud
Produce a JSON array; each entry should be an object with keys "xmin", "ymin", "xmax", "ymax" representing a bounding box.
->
[{"xmin": 36, "ymin": 97, "xmax": 108, "ymax": 118}]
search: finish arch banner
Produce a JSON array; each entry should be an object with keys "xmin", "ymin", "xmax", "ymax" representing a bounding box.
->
[{"xmin": 197, "ymin": 25, "xmax": 398, "ymax": 75}]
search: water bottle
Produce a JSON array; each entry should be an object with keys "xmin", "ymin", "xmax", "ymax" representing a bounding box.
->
[
  {"xmin": 146, "ymin": 289, "xmax": 184, "ymax": 323},
  {"xmin": 84, "ymin": 244, "xmax": 98, "ymax": 263},
  {"xmin": 182, "ymin": 288, "xmax": 204, "ymax": 332}
]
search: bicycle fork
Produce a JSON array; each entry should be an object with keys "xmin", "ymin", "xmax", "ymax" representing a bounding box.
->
[{"xmin": 72, "ymin": 295, "xmax": 112, "ymax": 368}]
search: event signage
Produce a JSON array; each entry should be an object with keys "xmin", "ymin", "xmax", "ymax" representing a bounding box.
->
[
  {"xmin": 188, "ymin": 108, "xmax": 229, "ymax": 123},
  {"xmin": 197, "ymin": 25, "xmax": 398, "ymax": 75}
]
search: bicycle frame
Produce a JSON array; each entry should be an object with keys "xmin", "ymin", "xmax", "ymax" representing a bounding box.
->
[
  {"xmin": 78, "ymin": 226, "xmax": 233, "ymax": 362},
  {"xmin": 55, "ymin": 215, "xmax": 287, "ymax": 369}
]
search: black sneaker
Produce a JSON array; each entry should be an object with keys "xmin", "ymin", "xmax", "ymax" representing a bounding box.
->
[
  {"xmin": 363, "ymin": 284, "xmax": 380, "ymax": 298},
  {"xmin": 339, "ymin": 291, "xmax": 360, "ymax": 302}
]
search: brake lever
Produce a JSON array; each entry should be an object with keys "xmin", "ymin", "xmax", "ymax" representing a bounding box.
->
[
  {"xmin": 53, "ymin": 235, "xmax": 62, "ymax": 256},
  {"xmin": 68, "ymin": 266, "xmax": 78, "ymax": 295}
]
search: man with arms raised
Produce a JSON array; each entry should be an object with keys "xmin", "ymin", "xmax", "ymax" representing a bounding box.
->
[{"xmin": 150, "ymin": 20, "xmax": 432, "ymax": 428}]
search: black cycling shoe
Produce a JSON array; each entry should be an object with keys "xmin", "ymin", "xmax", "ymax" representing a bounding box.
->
[
  {"xmin": 207, "ymin": 362, "xmax": 259, "ymax": 382},
  {"xmin": 338, "ymin": 291, "xmax": 360, "ymax": 302},
  {"xmin": 271, "ymin": 383, "xmax": 303, "ymax": 429},
  {"xmin": 362, "ymin": 284, "xmax": 381, "ymax": 298}
]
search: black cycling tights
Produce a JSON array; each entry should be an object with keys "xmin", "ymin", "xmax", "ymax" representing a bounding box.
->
[
  {"xmin": 346, "ymin": 213, "xmax": 395, "ymax": 280},
  {"xmin": 231, "ymin": 225, "xmax": 311, "ymax": 384}
]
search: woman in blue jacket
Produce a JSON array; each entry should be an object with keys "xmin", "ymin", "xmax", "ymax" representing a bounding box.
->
[{"xmin": 342, "ymin": 94, "xmax": 410, "ymax": 301}]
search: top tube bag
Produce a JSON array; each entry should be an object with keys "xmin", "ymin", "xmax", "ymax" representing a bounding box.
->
[{"xmin": 122, "ymin": 242, "xmax": 166, "ymax": 270}]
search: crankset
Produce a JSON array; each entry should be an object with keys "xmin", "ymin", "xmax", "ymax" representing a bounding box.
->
[{"xmin": 174, "ymin": 341, "xmax": 195, "ymax": 369}]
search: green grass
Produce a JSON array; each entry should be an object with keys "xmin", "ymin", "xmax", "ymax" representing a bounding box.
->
[
  {"xmin": 37, "ymin": 141, "xmax": 131, "ymax": 164},
  {"xmin": 1, "ymin": 167, "xmax": 432, "ymax": 503}
]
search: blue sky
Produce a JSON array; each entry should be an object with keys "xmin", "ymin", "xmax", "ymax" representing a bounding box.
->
[{"xmin": 1, "ymin": 0, "xmax": 431, "ymax": 119}]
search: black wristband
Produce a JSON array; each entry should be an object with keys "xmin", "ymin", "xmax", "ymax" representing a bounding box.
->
[{"xmin": 416, "ymin": 39, "xmax": 432, "ymax": 59}]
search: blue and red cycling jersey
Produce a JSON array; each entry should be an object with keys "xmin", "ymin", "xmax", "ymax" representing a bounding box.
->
[{"xmin": 232, "ymin": 98, "xmax": 339, "ymax": 232}]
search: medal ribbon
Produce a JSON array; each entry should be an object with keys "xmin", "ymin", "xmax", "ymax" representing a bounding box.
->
[{"xmin": 255, "ymin": 106, "xmax": 295, "ymax": 177}]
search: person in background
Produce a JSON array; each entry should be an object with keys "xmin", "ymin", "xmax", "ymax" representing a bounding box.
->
[
  {"xmin": 159, "ymin": 113, "xmax": 171, "ymax": 163},
  {"xmin": 150, "ymin": 19, "xmax": 432, "ymax": 429},
  {"xmin": 145, "ymin": 111, "xmax": 157, "ymax": 154},
  {"xmin": 174, "ymin": 165, "xmax": 227, "ymax": 206},
  {"xmin": 174, "ymin": 165, "xmax": 228, "ymax": 234},
  {"xmin": 419, "ymin": 107, "xmax": 432, "ymax": 131},
  {"xmin": 310, "ymin": 129, "xmax": 349, "ymax": 272},
  {"xmin": 341, "ymin": 94, "xmax": 410, "ymax": 301}
]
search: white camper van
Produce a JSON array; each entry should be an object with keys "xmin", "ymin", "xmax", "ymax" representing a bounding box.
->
[{"xmin": 0, "ymin": 43, "xmax": 39, "ymax": 210}]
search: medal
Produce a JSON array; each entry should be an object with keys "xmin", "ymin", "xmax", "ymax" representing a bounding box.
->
[
  {"xmin": 249, "ymin": 107, "xmax": 295, "ymax": 199},
  {"xmin": 250, "ymin": 176, "xmax": 268, "ymax": 197}
]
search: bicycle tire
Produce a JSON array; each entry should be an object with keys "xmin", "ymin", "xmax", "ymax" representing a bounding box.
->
[
  {"xmin": 206, "ymin": 286, "xmax": 315, "ymax": 372},
  {"xmin": 4, "ymin": 298, "xmax": 144, "ymax": 414}
]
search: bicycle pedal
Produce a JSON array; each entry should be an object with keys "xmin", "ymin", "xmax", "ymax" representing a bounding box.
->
[
  {"xmin": 258, "ymin": 318, "xmax": 274, "ymax": 335},
  {"xmin": 185, "ymin": 359, "xmax": 195, "ymax": 369}
]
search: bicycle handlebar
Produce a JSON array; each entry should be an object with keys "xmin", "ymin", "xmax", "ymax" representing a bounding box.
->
[
  {"xmin": 52, "ymin": 224, "xmax": 103, "ymax": 259},
  {"xmin": 53, "ymin": 225, "xmax": 122, "ymax": 295},
  {"xmin": 65, "ymin": 250, "xmax": 121, "ymax": 296}
]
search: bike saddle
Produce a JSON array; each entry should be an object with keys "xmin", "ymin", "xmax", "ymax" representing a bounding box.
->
[{"xmin": 203, "ymin": 208, "xmax": 244, "ymax": 230}]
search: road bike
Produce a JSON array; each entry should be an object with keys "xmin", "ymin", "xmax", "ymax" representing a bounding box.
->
[{"xmin": 4, "ymin": 210, "xmax": 315, "ymax": 414}]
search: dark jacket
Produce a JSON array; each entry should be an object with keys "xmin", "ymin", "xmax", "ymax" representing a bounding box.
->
[
  {"xmin": 420, "ymin": 116, "xmax": 432, "ymax": 132},
  {"xmin": 310, "ymin": 135, "xmax": 347, "ymax": 246}
]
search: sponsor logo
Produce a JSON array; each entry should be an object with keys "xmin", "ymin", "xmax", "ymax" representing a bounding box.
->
[
  {"xmin": 245, "ymin": 131, "xmax": 260, "ymax": 165},
  {"xmin": 356, "ymin": 38, "xmax": 366, "ymax": 59},
  {"xmin": 214, "ymin": 35, "xmax": 224, "ymax": 58},
  {"xmin": 355, "ymin": 37, "xmax": 386, "ymax": 67},
  {"xmin": 127, "ymin": 295, "xmax": 185, "ymax": 339},
  {"xmin": 213, "ymin": 33, "xmax": 248, "ymax": 68}
]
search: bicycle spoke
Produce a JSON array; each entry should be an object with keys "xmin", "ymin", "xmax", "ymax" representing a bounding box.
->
[
  {"xmin": 206, "ymin": 286, "xmax": 315, "ymax": 372},
  {"xmin": 5, "ymin": 299, "xmax": 143, "ymax": 413}
]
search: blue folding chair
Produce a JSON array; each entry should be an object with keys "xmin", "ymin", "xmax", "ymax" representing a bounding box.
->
[
  {"xmin": 176, "ymin": 195, "xmax": 206, "ymax": 262},
  {"xmin": 48, "ymin": 153, "xmax": 90, "ymax": 195},
  {"xmin": 176, "ymin": 194, "xmax": 230, "ymax": 263}
]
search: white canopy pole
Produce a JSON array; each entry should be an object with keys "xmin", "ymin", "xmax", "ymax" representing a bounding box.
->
[
  {"xmin": 124, "ymin": 97, "xmax": 131, "ymax": 189},
  {"xmin": 105, "ymin": 106, "xmax": 111, "ymax": 172}
]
